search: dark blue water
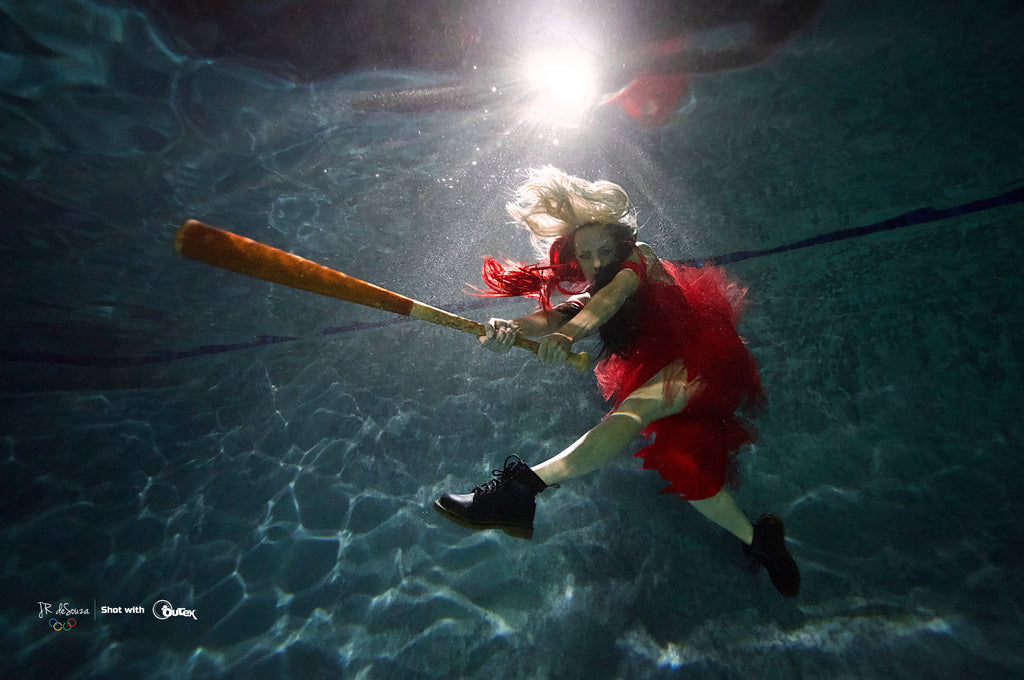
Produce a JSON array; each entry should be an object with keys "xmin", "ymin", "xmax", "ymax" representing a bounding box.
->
[{"xmin": 2, "ymin": 1, "xmax": 1023, "ymax": 678}]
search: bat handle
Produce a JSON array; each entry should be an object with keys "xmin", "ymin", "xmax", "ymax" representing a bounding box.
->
[
  {"xmin": 513, "ymin": 336, "xmax": 591, "ymax": 371},
  {"xmin": 410, "ymin": 302, "xmax": 590, "ymax": 371}
]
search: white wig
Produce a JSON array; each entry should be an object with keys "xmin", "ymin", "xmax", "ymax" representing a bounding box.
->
[{"xmin": 506, "ymin": 167, "xmax": 638, "ymax": 254}]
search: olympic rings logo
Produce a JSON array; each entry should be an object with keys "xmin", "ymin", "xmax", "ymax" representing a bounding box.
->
[{"xmin": 49, "ymin": 617, "xmax": 77, "ymax": 631}]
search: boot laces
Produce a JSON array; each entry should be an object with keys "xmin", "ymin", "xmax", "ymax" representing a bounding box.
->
[{"xmin": 474, "ymin": 455, "xmax": 525, "ymax": 495}]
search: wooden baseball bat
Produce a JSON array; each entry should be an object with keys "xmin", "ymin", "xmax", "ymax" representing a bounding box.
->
[{"xmin": 174, "ymin": 220, "xmax": 590, "ymax": 370}]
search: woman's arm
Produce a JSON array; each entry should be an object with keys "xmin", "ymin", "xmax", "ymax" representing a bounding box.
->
[
  {"xmin": 511, "ymin": 308, "xmax": 572, "ymax": 337},
  {"xmin": 478, "ymin": 298, "xmax": 589, "ymax": 353},
  {"xmin": 535, "ymin": 267, "xmax": 641, "ymax": 364},
  {"xmin": 558, "ymin": 268, "xmax": 640, "ymax": 341}
]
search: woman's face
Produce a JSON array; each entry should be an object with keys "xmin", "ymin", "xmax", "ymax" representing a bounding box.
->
[{"xmin": 573, "ymin": 223, "xmax": 621, "ymax": 286}]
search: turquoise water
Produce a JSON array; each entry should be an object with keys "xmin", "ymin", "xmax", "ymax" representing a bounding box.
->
[{"xmin": 2, "ymin": 1, "xmax": 1023, "ymax": 678}]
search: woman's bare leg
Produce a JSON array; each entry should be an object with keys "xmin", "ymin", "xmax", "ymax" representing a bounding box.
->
[
  {"xmin": 689, "ymin": 489, "xmax": 754, "ymax": 545},
  {"xmin": 530, "ymin": 413, "xmax": 643, "ymax": 484},
  {"xmin": 531, "ymin": 362, "xmax": 700, "ymax": 484}
]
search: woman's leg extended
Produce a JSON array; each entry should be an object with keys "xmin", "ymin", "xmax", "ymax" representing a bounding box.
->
[
  {"xmin": 529, "ymin": 412, "xmax": 643, "ymax": 484},
  {"xmin": 690, "ymin": 490, "xmax": 801, "ymax": 597},
  {"xmin": 434, "ymin": 362, "xmax": 699, "ymax": 540},
  {"xmin": 689, "ymin": 488, "xmax": 754, "ymax": 545},
  {"xmin": 532, "ymin": 362, "xmax": 701, "ymax": 485}
]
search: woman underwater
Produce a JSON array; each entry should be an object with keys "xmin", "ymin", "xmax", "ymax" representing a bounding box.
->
[{"xmin": 434, "ymin": 167, "xmax": 799, "ymax": 597}]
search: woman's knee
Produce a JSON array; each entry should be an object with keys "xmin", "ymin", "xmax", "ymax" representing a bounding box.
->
[{"xmin": 616, "ymin": 364, "xmax": 702, "ymax": 424}]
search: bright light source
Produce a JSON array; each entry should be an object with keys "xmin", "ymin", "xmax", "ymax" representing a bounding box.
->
[
  {"xmin": 522, "ymin": 48, "xmax": 596, "ymax": 125},
  {"xmin": 527, "ymin": 53, "xmax": 593, "ymax": 105}
]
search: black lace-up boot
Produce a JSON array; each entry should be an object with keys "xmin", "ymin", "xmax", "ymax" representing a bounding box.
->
[
  {"xmin": 434, "ymin": 455, "xmax": 553, "ymax": 540},
  {"xmin": 743, "ymin": 513, "xmax": 800, "ymax": 597}
]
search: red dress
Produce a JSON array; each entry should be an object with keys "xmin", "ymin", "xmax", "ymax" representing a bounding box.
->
[{"xmin": 594, "ymin": 256, "xmax": 764, "ymax": 500}]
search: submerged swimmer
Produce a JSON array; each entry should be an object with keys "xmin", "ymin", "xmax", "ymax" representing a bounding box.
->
[{"xmin": 433, "ymin": 167, "xmax": 800, "ymax": 597}]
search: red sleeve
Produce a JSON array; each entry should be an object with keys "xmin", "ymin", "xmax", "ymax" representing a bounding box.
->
[{"xmin": 621, "ymin": 249, "xmax": 648, "ymax": 282}]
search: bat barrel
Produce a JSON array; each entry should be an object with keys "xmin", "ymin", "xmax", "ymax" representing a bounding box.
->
[
  {"xmin": 175, "ymin": 220, "xmax": 415, "ymax": 315},
  {"xmin": 175, "ymin": 220, "xmax": 590, "ymax": 370}
]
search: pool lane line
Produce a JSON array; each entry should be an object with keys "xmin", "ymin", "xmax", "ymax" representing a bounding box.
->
[
  {"xmin": 2, "ymin": 183, "xmax": 1022, "ymax": 368},
  {"xmin": 683, "ymin": 183, "xmax": 1024, "ymax": 267}
]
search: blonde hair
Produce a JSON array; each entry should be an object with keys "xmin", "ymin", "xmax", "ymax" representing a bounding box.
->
[{"xmin": 506, "ymin": 167, "xmax": 637, "ymax": 254}]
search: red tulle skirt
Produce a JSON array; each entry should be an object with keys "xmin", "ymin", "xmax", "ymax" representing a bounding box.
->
[{"xmin": 595, "ymin": 262, "xmax": 764, "ymax": 500}]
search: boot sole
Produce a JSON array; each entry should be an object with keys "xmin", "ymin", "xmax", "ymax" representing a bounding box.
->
[{"xmin": 432, "ymin": 501, "xmax": 534, "ymax": 540}]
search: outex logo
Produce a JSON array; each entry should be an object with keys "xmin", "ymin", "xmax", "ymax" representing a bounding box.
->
[{"xmin": 152, "ymin": 599, "xmax": 198, "ymax": 621}]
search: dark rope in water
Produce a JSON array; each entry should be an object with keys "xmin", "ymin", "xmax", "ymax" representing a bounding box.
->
[{"xmin": 4, "ymin": 184, "xmax": 1022, "ymax": 368}]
